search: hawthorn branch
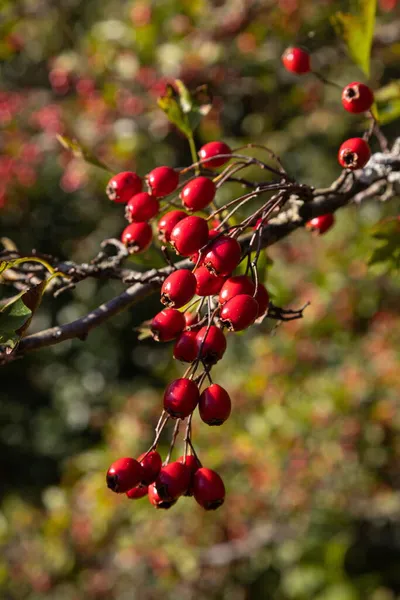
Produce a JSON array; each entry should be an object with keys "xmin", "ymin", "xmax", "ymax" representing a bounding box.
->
[{"xmin": 2, "ymin": 140, "xmax": 399, "ymax": 362}]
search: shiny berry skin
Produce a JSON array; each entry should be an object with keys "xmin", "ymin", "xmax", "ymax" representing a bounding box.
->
[
  {"xmin": 281, "ymin": 47, "xmax": 311, "ymax": 74},
  {"xmin": 170, "ymin": 216, "xmax": 209, "ymax": 257},
  {"xmin": 194, "ymin": 266, "xmax": 226, "ymax": 296},
  {"xmin": 180, "ymin": 177, "xmax": 216, "ymax": 211},
  {"xmin": 106, "ymin": 171, "xmax": 142, "ymax": 203},
  {"xmin": 151, "ymin": 308, "xmax": 185, "ymax": 342},
  {"xmin": 254, "ymin": 283, "xmax": 270, "ymax": 317},
  {"xmin": 106, "ymin": 457, "xmax": 144, "ymax": 493},
  {"xmin": 193, "ymin": 467, "xmax": 225, "ymax": 510},
  {"xmin": 219, "ymin": 275, "xmax": 255, "ymax": 305},
  {"xmin": 125, "ymin": 192, "xmax": 159, "ymax": 222},
  {"xmin": 220, "ymin": 294, "xmax": 259, "ymax": 331},
  {"xmin": 155, "ymin": 461, "xmax": 191, "ymax": 500},
  {"xmin": 190, "ymin": 229, "xmax": 220, "ymax": 265},
  {"xmin": 184, "ymin": 311, "xmax": 200, "ymax": 329},
  {"xmin": 148, "ymin": 166, "xmax": 179, "ymax": 197},
  {"xmin": 121, "ymin": 222, "xmax": 153, "ymax": 253},
  {"xmin": 198, "ymin": 141, "xmax": 232, "ymax": 169},
  {"xmin": 161, "ymin": 269, "xmax": 197, "ymax": 308},
  {"xmin": 148, "ymin": 483, "xmax": 177, "ymax": 509},
  {"xmin": 163, "ymin": 378, "xmax": 200, "ymax": 419},
  {"xmin": 173, "ymin": 330, "xmax": 198, "ymax": 362},
  {"xmin": 137, "ymin": 450, "xmax": 162, "ymax": 485},
  {"xmin": 178, "ymin": 454, "xmax": 201, "ymax": 496},
  {"xmin": 126, "ymin": 485, "xmax": 148, "ymax": 499},
  {"xmin": 196, "ymin": 325, "xmax": 227, "ymax": 364},
  {"xmin": 342, "ymin": 82, "xmax": 374, "ymax": 114},
  {"xmin": 306, "ymin": 213, "xmax": 335, "ymax": 235},
  {"xmin": 157, "ymin": 210, "xmax": 187, "ymax": 243},
  {"xmin": 199, "ymin": 383, "xmax": 231, "ymax": 426},
  {"xmin": 338, "ymin": 137, "xmax": 371, "ymax": 170},
  {"xmin": 204, "ymin": 236, "xmax": 242, "ymax": 276}
]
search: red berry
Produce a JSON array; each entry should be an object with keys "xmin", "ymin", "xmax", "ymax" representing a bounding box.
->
[
  {"xmin": 155, "ymin": 461, "xmax": 191, "ymax": 500},
  {"xmin": 196, "ymin": 325, "xmax": 227, "ymax": 364},
  {"xmin": 137, "ymin": 450, "xmax": 162, "ymax": 485},
  {"xmin": 204, "ymin": 236, "xmax": 242, "ymax": 276},
  {"xmin": 178, "ymin": 454, "xmax": 201, "ymax": 496},
  {"xmin": 338, "ymin": 137, "xmax": 371, "ymax": 170},
  {"xmin": 121, "ymin": 222, "xmax": 153, "ymax": 253},
  {"xmin": 342, "ymin": 82, "xmax": 374, "ymax": 114},
  {"xmin": 199, "ymin": 383, "xmax": 231, "ymax": 426},
  {"xmin": 254, "ymin": 283, "xmax": 270, "ymax": 317},
  {"xmin": 282, "ymin": 47, "xmax": 311, "ymax": 74},
  {"xmin": 125, "ymin": 192, "xmax": 159, "ymax": 222},
  {"xmin": 148, "ymin": 482, "xmax": 177, "ymax": 509},
  {"xmin": 220, "ymin": 294, "xmax": 259, "ymax": 331},
  {"xmin": 219, "ymin": 275, "xmax": 255, "ymax": 305},
  {"xmin": 198, "ymin": 141, "xmax": 232, "ymax": 169},
  {"xmin": 157, "ymin": 210, "xmax": 187, "ymax": 244},
  {"xmin": 173, "ymin": 330, "xmax": 198, "ymax": 362},
  {"xmin": 306, "ymin": 213, "xmax": 335, "ymax": 235},
  {"xmin": 151, "ymin": 308, "xmax": 185, "ymax": 342},
  {"xmin": 194, "ymin": 266, "xmax": 226, "ymax": 296},
  {"xmin": 106, "ymin": 171, "xmax": 142, "ymax": 203},
  {"xmin": 163, "ymin": 378, "xmax": 200, "ymax": 419},
  {"xmin": 184, "ymin": 311, "xmax": 200, "ymax": 329},
  {"xmin": 180, "ymin": 177, "xmax": 216, "ymax": 211},
  {"xmin": 193, "ymin": 467, "xmax": 225, "ymax": 510},
  {"xmin": 126, "ymin": 485, "xmax": 148, "ymax": 499},
  {"xmin": 170, "ymin": 216, "xmax": 209, "ymax": 257},
  {"xmin": 161, "ymin": 269, "xmax": 197, "ymax": 308},
  {"xmin": 190, "ymin": 228, "xmax": 220, "ymax": 265},
  {"xmin": 106, "ymin": 457, "xmax": 144, "ymax": 493},
  {"xmin": 148, "ymin": 166, "xmax": 179, "ymax": 197}
]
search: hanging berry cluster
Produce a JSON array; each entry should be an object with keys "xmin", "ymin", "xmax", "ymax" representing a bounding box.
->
[{"xmin": 105, "ymin": 47, "xmax": 378, "ymax": 511}]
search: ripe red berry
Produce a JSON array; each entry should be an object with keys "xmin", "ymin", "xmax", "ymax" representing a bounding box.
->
[
  {"xmin": 342, "ymin": 82, "xmax": 374, "ymax": 114},
  {"xmin": 106, "ymin": 457, "xmax": 144, "ymax": 493},
  {"xmin": 190, "ymin": 229, "xmax": 220, "ymax": 265},
  {"xmin": 163, "ymin": 378, "xmax": 200, "ymax": 418},
  {"xmin": 198, "ymin": 141, "xmax": 232, "ymax": 169},
  {"xmin": 219, "ymin": 275, "xmax": 255, "ymax": 305},
  {"xmin": 178, "ymin": 454, "xmax": 201, "ymax": 496},
  {"xmin": 180, "ymin": 177, "xmax": 216, "ymax": 211},
  {"xmin": 170, "ymin": 216, "xmax": 209, "ymax": 257},
  {"xmin": 196, "ymin": 325, "xmax": 227, "ymax": 364},
  {"xmin": 184, "ymin": 311, "xmax": 200, "ymax": 329},
  {"xmin": 151, "ymin": 308, "xmax": 185, "ymax": 342},
  {"xmin": 157, "ymin": 210, "xmax": 187, "ymax": 243},
  {"xmin": 126, "ymin": 485, "xmax": 148, "ymax": 499},
  {"xmin": 148, "ymin": 166, "xmax": 179, "ymax": 197},
  {"xmin": 199, "ymin": 383, "xmax": 232, "ymax": 426},
  {"xmin": 121, "ymin": 222, "xmax": 153, "ymax": 253},
  {"xmin": 161, "ymin": 269, "xmax": 197, "ymax": 308},
  {"xmin": 125, "ymin": 192, "xmax": 159, "ymax": 222},
  {"xmin": 194, "ymin": 266, "xmax": 226, "ymax": 296},
  {"xmin": 106, "ymin": 171, "xmax": 142, "ymax": 203},
  {"xmin": 193, "ymin": 467, "xmax": 225, "ymax": 510},
  {"xmin": 173, "ymin": 330, "xmax": 198, "ymax": 362},
  {"xmin": 254, "ymin": 283, "xmax": 270, "ymax": 317},
  {"xmin": 220, "ymin": 294, "xmax": 259, "ymax": 331},
  {"xmin": 148, "ymin": 482, "xmax": 177, "ymax": 509},
  {"xmin": 155, "ymin": 461, "xmax": 191, "ymax": 500},
  {"xmin": 281, "ymin": 47, "xmax": 311, "ymax": 74},
  {"xmin": 306, "ymin": 213, "xmax": 335, "ymax": 235},
  {"xmin": 338, "ymin": 137, "xmax": 371, "ymax": 170},
  {"xmin": 204, "ymin": 236, "xmax": 242, "ymax": 276},
  {"xmin": 137, "ymin": 450, "xmax": 162, "ymax": 485}
]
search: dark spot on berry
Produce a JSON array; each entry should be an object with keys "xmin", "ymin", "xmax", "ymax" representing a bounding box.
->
[
  {"xmin": 205, "ymin": 498, "xmax": 225, "ymax": 510},
  {"xmin": 106, "ymin": 473, "xmax": 119, "ymax": 491}
]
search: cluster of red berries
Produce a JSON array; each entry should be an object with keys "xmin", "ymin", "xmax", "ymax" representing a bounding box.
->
[{"xmin": 282, "ymin": 47, "xmax": 373, "ymax": 175}]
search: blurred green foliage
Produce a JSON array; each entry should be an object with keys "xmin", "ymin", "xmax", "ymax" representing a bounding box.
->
[{"xmin": 1, "ymin": 0, "xmax": 400, "ymax": 598}]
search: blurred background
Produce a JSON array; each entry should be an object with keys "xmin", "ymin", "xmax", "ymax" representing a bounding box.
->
[{"xmin": 1, "ymin": 0, "xmax": 400, "ymax": 598}]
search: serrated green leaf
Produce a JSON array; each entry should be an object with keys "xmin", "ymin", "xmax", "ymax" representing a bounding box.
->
[
  {"xmin": 57, "ymin": 135, "xmax": 111, "ymax": 172},
  {"xmin": 157, "ymin": 84, "xmax": 192, "ymax": 138},
  {"xmin": 157, "ymin": 80, "xmax": 212, "ymax": 139},
  {"xmin": 331, "ymin": 0, "xmax": 377, "ymax": 76}
]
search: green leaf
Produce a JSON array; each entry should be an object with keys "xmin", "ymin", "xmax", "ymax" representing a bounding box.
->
[
  {"xmin": 368, "ymin": 218, "xmax": 400, "ymax": 271},
  {"xmin": 374, "ymin": 81, "xmax": 400, "ymax": 125},
  {"xmin": 331, "ymin": 0, "xmax": 377, "ymax": 76},
  {"xmin": 57, "ymin": 135, "xmax": 112, "ymax": 172},
  {"xmin": 157, "ymin": 80, "xmax": 212, "ymax": 139}
]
